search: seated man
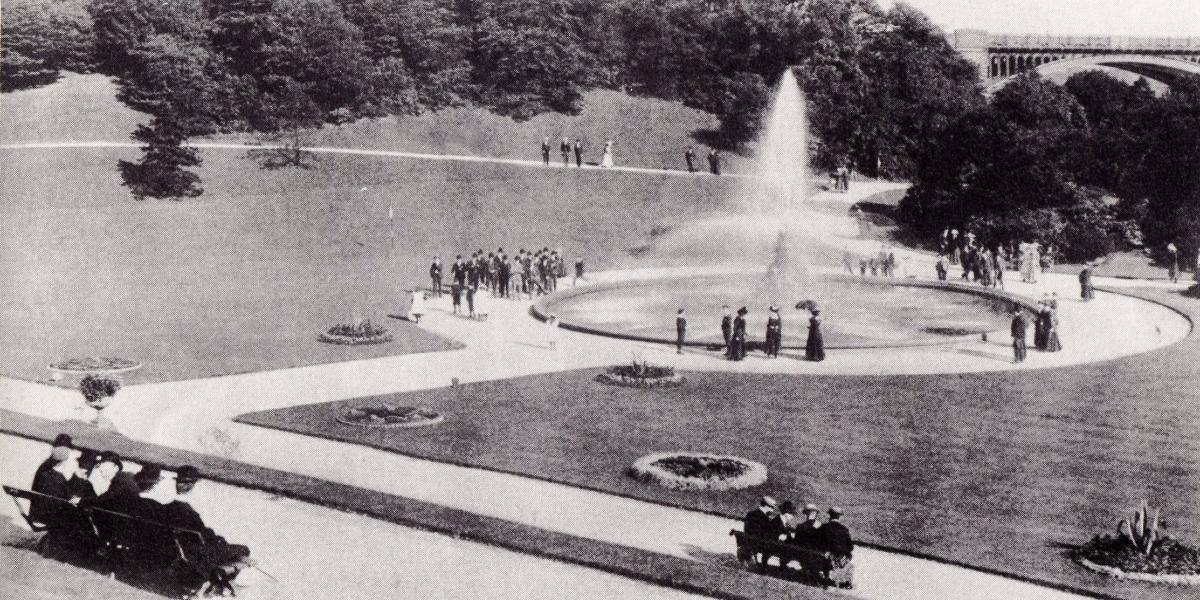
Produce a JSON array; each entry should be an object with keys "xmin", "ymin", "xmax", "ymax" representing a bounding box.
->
[
  {"xmin": 34, "ymin": 434, "xmax": 75, "ymax": 480},
  {"xmin": 30, "ymin": 445, "xmax": 78, "ymax": 529},
  {"xmin": 791, "ymin": 504, "xmax": 824, "ymax": 582},
  {"xmin": 91, "ymin": 466, "xmax": 178, "ymax": 572},
  {"xmin": 161, "ymin": 465, "xmax": 252, "ymax": 589},
  {"xmin": 817, "ymin": 507, "xmax": 855, "ymax": 589},
  {"xmin": 742, "ymin": 496, "xmax": 783, "ymax": 566}
]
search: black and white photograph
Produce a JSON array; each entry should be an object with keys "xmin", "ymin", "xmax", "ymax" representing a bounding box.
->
[{"xmin": 1, "ymin": 0, "xmax": 1198, "ymax": 598}]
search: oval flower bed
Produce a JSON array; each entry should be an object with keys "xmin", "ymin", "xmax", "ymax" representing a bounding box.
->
[
  {"xmin": 627, "ymin": 452, "xmax": 767, "ymax": 491},
  {"xmin": 1074, "ymin": 536, "xmax": 1200, "ymax": 585},
  {"xmin": 336, "ymin": 405, "xmax": 443, "ymax": 428},
  {"xmin": 49, "ymin": 357, "xmax": 141, "ymax": 374},
  {"xmin": 318, "ymin": 320, "xmax": 393, "ymax": 345},
  {"xmin": 595, "ymin": 362, "xmax": 684, "ymax": 388}
]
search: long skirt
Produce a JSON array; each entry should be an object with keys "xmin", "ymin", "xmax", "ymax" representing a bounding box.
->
[
  {"xmin": 805, "ymin": 331, "xmax": 824, "ymax": 362},
  {"xmin": 1033, "ymin": 320, "xmax": 1046, "ymax": 350},
  {"xmin": 731, "ymin": 337, "xmax": 746, "ymax": 361},
  {"xmin": 1045, "ymin": 329, "xmax": 1062, "ymax": 352},
  {"xmin": 1081, "ymin": 284, "xmax": 1094, "ymax": 301}
]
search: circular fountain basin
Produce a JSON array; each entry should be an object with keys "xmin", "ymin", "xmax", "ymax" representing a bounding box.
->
[{"xmin": 537, "ymin": 274, "xmax": 1022, "ymax": 349}]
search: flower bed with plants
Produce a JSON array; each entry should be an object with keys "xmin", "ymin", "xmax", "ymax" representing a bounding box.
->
[
  {"xmin": 318, "ymin": 320, "xmax": 393, "ymax": 345},
  {"xmin": 595, "ymin": 361, "xmax": 684, "ymax": 388},
  {"xmin": 627, "ymin": 452, "xmax": 767, "ymax": 491},
  {"xmin": 49, "ymin": 356, "xmax": 141, "ymax": 373},
  {"xmin": 1073, "ymin": 502, "xmax": 1200, "ymax": 585},
  {"xmin": 336, "ymin": 405, "xmax": 443, "ymax": 428}
]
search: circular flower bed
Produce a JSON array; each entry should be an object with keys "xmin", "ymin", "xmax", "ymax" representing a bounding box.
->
[
  {"xmin": 336, "ymin": 405, "xmax": 443, "ymax": 428},
  {"xmin": 49, "ymin": 356, "xmax": 141, "ymax": 374},
  {"xmin": 627, "ymin": 452, "xmax": 767, "ymax": 491},
  {"xmin": 595, "ymin": 362, "xmax": 684, "ymax": 388},
  {"xmin": 1074, "ymin": 536, "xmax": 1200, "ymax": 585},
  {"xmin": 318, "ymin": 320, "xmax": 393, "ymax": 345}
]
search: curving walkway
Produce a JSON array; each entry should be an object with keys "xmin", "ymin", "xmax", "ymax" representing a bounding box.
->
[{"xmin": 1, "ymin": 141, "xmax": 1193, "ymax": 600}]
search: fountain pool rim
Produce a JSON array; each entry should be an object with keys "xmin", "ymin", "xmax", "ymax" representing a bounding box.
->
[{"xmin": 532, "ymin": 273, "xmax": 1041, "ymax": 350}]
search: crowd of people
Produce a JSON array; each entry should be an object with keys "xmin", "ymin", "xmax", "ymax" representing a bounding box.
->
[
  {"xmin": 28, "ymin": 434, "xmax": 252, "ymax": 592},
  {"xmin": 424, "ymin": 249, "xmax": 584, "ymax": 320},
  {"xmin": 1009, "ymin": 295, "xmax": 1064, "ymax": 363},
  {"xmin": 742, "ymin": 496, "xmax": 853, "ymax": 587}
]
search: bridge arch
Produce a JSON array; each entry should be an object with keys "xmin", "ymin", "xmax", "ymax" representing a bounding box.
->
[{"xmin": 985, "ymin": 54, "xmax": 1200, "ymax": 95}]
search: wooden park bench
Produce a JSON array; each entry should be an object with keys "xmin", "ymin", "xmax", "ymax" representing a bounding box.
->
[
  {"xmin": 730, "ymin": 529, "xmax": 854, "ymax": 589},
  {"xmin": 4, "ymin": 485, "xmax": 239, "ymax": 597}
]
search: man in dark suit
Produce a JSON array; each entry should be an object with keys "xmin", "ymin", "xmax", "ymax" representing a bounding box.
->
[
  {"xmin": 742, "ymin": 497, "xmax": 782, "ymax": 566},
  {"xmin": 708, "ymin": 149, "xmax": 721, "ymax": 175},
  {"xmin": 675, "ymin": 308, "xmax": 686, "ymax": 354},
  {"xmin": 541, "ymin": 137, "xmax": 550, "ymax": 165},
  {"xmin": 574, "ymin": 139, "xmax": 583, "ymax": 167},
  {"xmin": 34, "ymin": 434, "xmax": 74, "ymax": 481},
  {"xmin": 451, "ymin": 255, "xmax": 467, "ymax": 288},
  {"xmin": 161, "ymin": 466, "xmax": 252, "ymax": 585},
  {"xmin": 684, "ymin": 147, "xmax": 696, "ymax": 172},
  {"xmin": 818, "ymin": 507, "xmax": 854, "ymax": 588},
  {"xmin": 1011, "ymin": 307, "xmax": 1028, "ymax": 363},
  {"xmin": 720, "ymin": 305, "xmax": 733, "ymax": 355},
  {"xmin": 429, "ymin": 257, "xmax": 443, "ymax": 297},
  {"xmin": 30, "ymin": 445, "xmax": 77, "ymax": 530},
  {"xmin": 560, "ymin": 137, "xmax": 571, "ymax": 166}
]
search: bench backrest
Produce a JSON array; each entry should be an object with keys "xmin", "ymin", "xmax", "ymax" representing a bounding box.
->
[{"xmin": 730, "ymin": 529, "xmax": 828, "ymax": 561}]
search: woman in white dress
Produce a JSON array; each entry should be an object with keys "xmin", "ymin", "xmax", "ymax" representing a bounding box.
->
[{"xmin": 600, "ymin": 140, "xmax": 614, "ymax": 168}]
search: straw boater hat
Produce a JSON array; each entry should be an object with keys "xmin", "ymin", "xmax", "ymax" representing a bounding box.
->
[
  {"xmin": 769, "ymin": 305, "xmax": 779, "ymax": 312},
  {"xmin": 803, "ymin": 503, "xmax": 819, "ymax": 515}
]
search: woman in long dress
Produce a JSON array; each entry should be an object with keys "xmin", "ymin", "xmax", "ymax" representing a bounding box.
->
[
  {"xmin": 805, "ymin": 309, "xmax": 825, "ymax": 362},
  {"xmin": 1079, "ymin": 266, "xmax": 1094, "ymax": 301},
  {"xmin": 730, "ymin": 307, "xmax": 747, "ymax": 361},
  {"xmin": 600, "ymin": 140, "xmax": 614, "ymax": 168},
  {"xmin": 1045, "ymin": 299, "xmax": 1063, "ymax": 352},
  {"xmin": 1034, "ymin": 300, "xmax": 1049, "ymax": 350}
]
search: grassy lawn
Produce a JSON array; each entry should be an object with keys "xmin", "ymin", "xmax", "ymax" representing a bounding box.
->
[
  {"xmin": 1, "ymin": 521, "xmax": 160, "ymax": 600},
  {"xmin": 0, "ymin": 146, "xmax": 734, "ymax": 383},
  {"xmin": 1052, "ymin": 250, "xmax": 1196, "ymax": 281},
  {"xmin": 238, "ymin": 288, "xmax": 1200, "ymax": 600},
  {"xmin": 1, "ymin": 73, "xmax": 755, "ymax": 174}
]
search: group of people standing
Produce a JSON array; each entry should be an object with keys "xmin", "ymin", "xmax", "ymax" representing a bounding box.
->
[
  {"xmin": 683, "ymin": 146, "xmax": 723, "ymax": 175},
  {"xmin": 1010, "ymin": 295, "xmax": 1064, "ymax": 363},
  {"xmin": 29, "ymin": 435, "xmax": 251, "ymax": 591},
  {"xmin": 697, "ymin": 305, "xmax": 824, "ymax": 362},
  {"xmin": 742, "ymin": 496, "xmax": 854, "ymax": 587},
  {"xmin": 428, "ymin": 249, "xmax": 585, "ymax": 316},
  {"xmin": 846, "ymin": 246, "xmax": 901, "ymax": 278},
  {"xmin": 543, "ymin": 137, "xmax": 614, "ymax": 168}
]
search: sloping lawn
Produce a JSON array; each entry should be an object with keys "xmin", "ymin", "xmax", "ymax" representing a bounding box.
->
[
  {"xmin": 0, "ymin": 147, "xmax": 734, "ymax": 383},
  {"xmin": 238, "ymin": 288, "xmax": 1199, "ymax": 600}
]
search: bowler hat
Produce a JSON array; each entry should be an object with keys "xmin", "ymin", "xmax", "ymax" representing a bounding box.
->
[
  {"xmin": 134, "ymin": 465, "xmax": 164, "ymax": 491},
  {"xmin": 52, "ymin": 434, "xmax": 73, "ymax": 449},
  {"xmin": 737, "ymin": 307, "xmax": 748, "ymax": 315}
]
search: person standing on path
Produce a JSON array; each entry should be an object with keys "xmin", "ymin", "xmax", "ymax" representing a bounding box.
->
[
  {"xmin": 685, "ymin": 146, "xmax": 696, "ymax": 172},
  {"xmin": 675, "ymin": 308, "xmax": 687, "ymax": 354},
  {"xmin": 429, "ymin": 256, "xmax": 443, "ymax": 297},
  {"xmin": 708, "ymin": 149, "xmax": 721, "ymax": 175},
  {"xmin": 1045, "ymin": 296, "xmax": 1063, "ymax": 352},
  {"xmin": 804, "ymin": 308, "xmax": 824, "ymax": 362},
  {"xmin": 1011, "ymin": 306, "xmax": 1028, "ymax": 363},
  {"xmin": 407, "ymin": 289, "xmax": 425, "ymax": 323},
  {"xmin": 574, "ymin": 138, "xmax": 584, "ymax": 167},
  {"xmin": 573, "ymin": 256, "xmax": 585, "ymax": 286},
  {"xmin": 542, "ymin": 137, "xmax": 551, "ymax": 165},
  {"xmin": 765, "ymin": 306, "xmax": 782, "ymax": 358},
  {"xmin": 466, "ymin": 286, "xmax": 476, "ymax": 319},
  {"xmin": 730, "ymin": 307, "xmax": 748, "ymax": 361},
  {"xmin": 1079, "ymin": 265, "xmax": 1094, "ymax": 301},
  {"xmin": 721, "ymin": 305, "xmax": 733, "ymax": 356},
  {"xmin": 935, "ymin": 257, "xmax": 948, "ymax": 281},
  {"xmin": 600, "ymin": 140, "xmax": 614, "ymax": 168},
  {"xmin": 560, "ymin": 137, "xmax": 571, "ymax": 166},
  {"xmin": 1167, "ymin": 242, "xmax": 1179, "ymax": 283}
]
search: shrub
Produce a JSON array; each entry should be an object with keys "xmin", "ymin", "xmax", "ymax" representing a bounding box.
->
[{"xmin": 79, "ymin": 375, "xmax": 121, "ymax": 404}]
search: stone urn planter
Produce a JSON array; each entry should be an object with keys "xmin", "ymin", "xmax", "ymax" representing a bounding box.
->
[{"xmin": 79, "ymin": 374, "xmax": 121, "ymax": 428}]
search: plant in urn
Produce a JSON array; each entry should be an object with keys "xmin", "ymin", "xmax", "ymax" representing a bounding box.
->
[{"xmin": 79, "ymin": 374, "xmax": 121, "ymax": 428}]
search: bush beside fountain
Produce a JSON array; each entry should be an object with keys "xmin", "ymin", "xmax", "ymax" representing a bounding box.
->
[
  {"xmin": 627, "ymin": 452, "xmax": 766, "ymax": 491},
  {"xmin": 595, "ymin": 361, "xmax": 684, "ymax": 388},
  {"xmin": 1074, "ymin": 501, "xmax": 1200, "ymax": 585}
]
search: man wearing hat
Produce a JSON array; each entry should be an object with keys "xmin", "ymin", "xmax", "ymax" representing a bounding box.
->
[
  {"xmin": 1011, "ymin": 306, "xmax": 1028, "ymax": 363},
  {"xmin": 742, "ymin": 496, "xmax": 783, "ymax": 565},
  {"xmin": 675, "ymin": 308, "xmax": 687, "ymax": 354},
  {"xmin": 818, "ymin": 507, "xmax": 855, "ymax": 588},
  {"xmin": 720, "ymin": 306, "xmax": 733, "ymax": 356},
  {"xmin": 765, "ymin": 306, "xmax": 782, "ymax": 358},
  {"xmin": 34, "ymin": 434, "xmax": 74, "ymax": 480},
  {"xmin": 792, "ymin": 503, "xmax": 824, "ymax": 582},
  {"xmin": 161, "ymin": 466, "xmax": 253, "ymax": 589},
  {"xmin": 30, "ymin": 442, "xmax": 79, "ymax": 530}
]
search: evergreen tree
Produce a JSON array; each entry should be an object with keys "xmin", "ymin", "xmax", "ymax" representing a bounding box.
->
[{"xmin": 118, "ymin": 116, "xmax": 204, "ymax": 199}]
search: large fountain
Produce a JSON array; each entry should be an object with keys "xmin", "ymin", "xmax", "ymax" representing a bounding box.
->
[{"xmin": 538, "ymin": 69, "xmax": 1014, "ymax": 349}]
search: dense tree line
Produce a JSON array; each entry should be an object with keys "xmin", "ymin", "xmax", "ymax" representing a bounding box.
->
[
  {"xmin": 3, "ymin": 0, "xmax": 981, "ymax": 198},
  {"xmin": 900, "ymin": 71, "xmax": 1200, "ymax": 263}
]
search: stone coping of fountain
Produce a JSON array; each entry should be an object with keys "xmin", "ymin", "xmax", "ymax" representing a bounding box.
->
[{"xmin": 531, "ymin": 273, "xmax": 1040, "ymax": 351}]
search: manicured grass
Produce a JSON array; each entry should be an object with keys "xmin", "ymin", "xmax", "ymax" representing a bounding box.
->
[
  {"xmin": 1052, "ymin": 250, "xmax": 1196, "ymax": 281},
  {"xmin": 238, "ymin": 287, "xmax": 1200, "ymax": 600},
  {"xmin": 0, "ymin": 146, "xmax": 734, "ymax": 383}
]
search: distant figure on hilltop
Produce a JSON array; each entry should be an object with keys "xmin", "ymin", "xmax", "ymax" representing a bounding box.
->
[
  {"xmin": 684, "ymin": 146, "xmax": 696, "ymax": 172},
  {"xmin": 1167, "ymin": 242, "xmax": 1179, "ymax": 283},
  {"xmin": 560, "ymin": 137, "xmax": 571, "ymax": 166},
  {"xmin": 601, "ymin": 140, "xmax": 614, "ymax": 168},
  {"xmin": 708, "ymin": 149, "xmax": 721, "ymax": 175},
  {"xmin": 574, "ymin": 138, "xmax": 584, "ymax": 167},
  {"xmin": 541, "ymin": 137, "xmax": 550, "ymax": 165}
]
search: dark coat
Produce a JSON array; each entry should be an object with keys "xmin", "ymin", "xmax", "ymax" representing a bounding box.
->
[
  {"xmin": 721, "ymin": 314, "xmax": 733, "ymax": 345},
  {"xmin": 744, "ymin": 508, "xmax": 781, "ymax": 540},
  {"xmin": 1011, "ymin": 313, "xmax": 1027, "ymax": 339},
  {"xmin": 30, "ymin": 468, "xmax": 71, "ymax": 528},
  {"xmin": 820, "ymin": 520, "xmax": 854, "ymax": 557},
  {"xmin": 805, "ymin": 315, "xmax": 824, "ymax": 361},
  {"xmin": 792, "ymin": 519, "xmax": 821, "ymax": 548}
]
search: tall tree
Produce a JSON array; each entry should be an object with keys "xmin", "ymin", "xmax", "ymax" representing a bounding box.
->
[{"xmin": 1, "ymin": 0, "xmax": 96, "ymax": 91}]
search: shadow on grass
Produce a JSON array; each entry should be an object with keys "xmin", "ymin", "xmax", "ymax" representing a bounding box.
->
[{"xmin": 682, "ymin": 543, "xmax": 742, "ymax": 569}]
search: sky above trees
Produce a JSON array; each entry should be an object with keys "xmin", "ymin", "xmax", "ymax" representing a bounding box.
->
[{"xmin": 878, "ymin": 0, "xmax": 1200, "ymax": 37}]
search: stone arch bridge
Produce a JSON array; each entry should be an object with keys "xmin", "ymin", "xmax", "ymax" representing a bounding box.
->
[{"xmin": 951, "ymin": 29, "xmax": 1200, "ymax": 93}]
